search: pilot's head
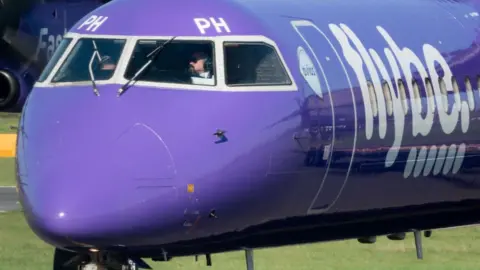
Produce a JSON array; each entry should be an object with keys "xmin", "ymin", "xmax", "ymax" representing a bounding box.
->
[{"xmin": 189, "ymin": 52, "xmax": 212, "ymax": 75}]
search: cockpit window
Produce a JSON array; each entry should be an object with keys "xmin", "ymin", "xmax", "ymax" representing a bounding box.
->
[
  {"xmin": 124, "ymin": 40, "xmax": 215, "ymax": 86},
  {"xmin": 224, "ymin": 42, "xmax": 291, "ymax": 86},
  {"xmin": 37, "ymin": 38, "xmax": 72, "ymax": 83},
  {"xmin": 51, "ymin": 38, "xmax": 126, "ymax": 83}
]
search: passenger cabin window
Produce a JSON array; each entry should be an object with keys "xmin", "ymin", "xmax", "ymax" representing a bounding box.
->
[
  {"xmin": 224, "ymin": 42, "xmax": 291, "ymax": 86},
  {"xmin": 382, "ymin": 81, "xmax": 393, "ymax": 116},
  {"xmin": 124, "ymin": 40, "xmax": 215, "ymax": 86},
  {"xmin": 367, "ymin": 81, "xmax": 378, "ymax": 117},
  {"xmin": 37, "ymin": 38, "xmax": 73, "ymax": 82},
  {"xmin": 439, "ymin": 77, "xmax": 448, "ymax": 112},
  {"xmin": 397, "ymin": 79, "xmax": 408, "ymax": 115},
  {"xmin": 52, "ymin": 38, "xmax": 126, "ymax": 83},
  {"xmin": 465, "ymin": 77, "xmax": 475, "ymax": 110},
  {"xmin": 425, "ymin": 78, "xmax": 435, "ymax": 113}
]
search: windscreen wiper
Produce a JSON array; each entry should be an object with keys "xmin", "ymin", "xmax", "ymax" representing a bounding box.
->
[
  {"xmin": 117, "ymin": 36, "xmax": 176, "ymax": 97},
  {"xmin": 88, "ymin": 40, "xmax": 102, "ymax": 96}
]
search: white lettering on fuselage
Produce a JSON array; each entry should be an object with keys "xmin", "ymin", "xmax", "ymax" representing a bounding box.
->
[
  {"xmin": 35, "ymin": 27, "xmax": 63, "ymax": 62},
  {"xmin": 77, "ymin": 15, "xmax": 108, "ymax": 32},
  {"xmin": 329, "ymin": 23, "xmax": 469, "ymax": 177},
  {"xmin": 194, "ymin": 17, "xmax": 231, "ymax": 34}
]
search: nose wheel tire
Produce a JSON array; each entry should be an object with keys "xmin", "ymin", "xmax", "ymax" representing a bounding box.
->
[
  {"xmin": 53, "ymin": 248, "xmax": 80, "ymax": 270},
  {"xmin": 53, "ymin": 248, "xmax": 139, "ymax": 270}
]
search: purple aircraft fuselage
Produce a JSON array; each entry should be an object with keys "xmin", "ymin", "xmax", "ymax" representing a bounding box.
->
[{"xmin": 15, "ymin": 0, "xmax": 480, "ymax": 261}]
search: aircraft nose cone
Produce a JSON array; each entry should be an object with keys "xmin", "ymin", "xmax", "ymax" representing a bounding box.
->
[
  {"xmin": 21, "ymin": 123, "xmax": 179, "ymax": 245},
  {"xmin": 26, "ymin": 184, "xmax": 179, "ymax": 246}
]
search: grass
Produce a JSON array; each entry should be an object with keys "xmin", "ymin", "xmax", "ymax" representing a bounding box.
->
[
  {"xmin": 0, "ymin": 112, "xmax": 20, "ymax": 133},
  {"xmin": 0, "ymin": 112, "xmax": 18, "ymax": 186},
  {"xmin": 1, "ymin": 210, "xmax": 480, "ymax": 270},
  {"xmin": 0, "ymin": 158, "xmax": 15, "ymax": 186}
]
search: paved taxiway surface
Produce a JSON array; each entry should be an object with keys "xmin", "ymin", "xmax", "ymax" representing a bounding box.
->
[{"xmin": 0, "ymin": 187, "xmax": 19, "ymax": 212}]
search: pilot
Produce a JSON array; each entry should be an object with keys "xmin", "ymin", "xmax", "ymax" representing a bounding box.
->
[{"xmin": 189, "ymin": 51, "xmax": 215, "ymax": 85}]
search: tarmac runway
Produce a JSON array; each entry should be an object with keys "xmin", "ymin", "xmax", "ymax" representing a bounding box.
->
[{"xmin": 0, "ymin": 186, "xmax": 20, "ymax": 212}]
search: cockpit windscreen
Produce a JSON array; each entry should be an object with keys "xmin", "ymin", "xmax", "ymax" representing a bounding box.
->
[
  {"xmin": 51, "ymin": 38, "xmax": 126, "ymax": 83},
  {"xmin": 37, "ymin": 38, "xmax": 73, "ymax": 83},
  {"xmin": 124, "ymin": 40, "xmax": 216, "ymax": 86}
]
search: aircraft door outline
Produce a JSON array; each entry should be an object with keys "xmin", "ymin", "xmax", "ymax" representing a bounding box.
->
[{"xmin": 291, "ymin": 20, "xmax": 357, "ymax": 214}]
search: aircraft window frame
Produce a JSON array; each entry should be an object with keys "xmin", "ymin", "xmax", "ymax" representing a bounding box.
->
[
  {"xmin": 50, "ymin": 37, "xmax": 128, "ymax": 84},
  {"xmin": 35, "ymin": 33, "xmax": 135, "ymax": 87},
  {"xmin": 424, "ymin": 78, "xmax": 435, "ymax": 114},
  {"xmin": 34, "ymin": 34, "xmax": 297, "ymax": 92},
  {"xmin": 451, "ymin": 76, "xmax": 461, "ymax": 112},
  {"xmin": 222, "ymin": 41, "xmax": 292, "ymax": 87},
  {"xmin": 438, "ymin": 77, "xmax": 448, "ymax": 112},
  {"xmin": 118, "ymin": 35, "xmax": 296, "ymax": 92},
  {"xmin": 366, "ymin": 80, "xmax": 378, "ymax": 117},
  {"xmin": 123, "ymin": 39, "xmax": 217, "ymax": 86},
  {"xmin": 382, "ymin": 81, "xmax": 393, "ymax": 116},
  {"xmin": 37, "ymin": 37, "xmax": 74, "ymax": 83},
  {"xmin": 477, "ymin": 75, "xmax": 480, "ymax": 95},
  {"xmin": 397, "ymin": 79, "xmax": 408, "ymax": 115},
  {"xmin": 411, "ymin": 78, "xmax": 422, "ymax": 112}
]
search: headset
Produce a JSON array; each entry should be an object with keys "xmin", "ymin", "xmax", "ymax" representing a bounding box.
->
[
  {"xmin": 188, "ymin": 52, "xmax": 214, "ymax": 80},
  {"xmin": 203, "ymin": 56, "xmax": 213, "ymax": 72},
  {"xmin": 191, "ymin": 52, "xmax": 213, "ymax": 72}
]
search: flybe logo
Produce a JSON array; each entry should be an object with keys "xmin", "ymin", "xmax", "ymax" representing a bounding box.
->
[
  {"xmin": 328, "ymin": 23, "xmax": 470, "ymax": 177},
  {"xmin": 291, "ymin": 20, "xmax": 473, "ymax": 178}
]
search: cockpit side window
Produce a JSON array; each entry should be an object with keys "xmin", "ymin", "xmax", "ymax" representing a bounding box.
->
[
  {"xmin": 224, "ymin": 42, "xmax": 291, "ymax": 86},
  {"xmin": 124, "ymin": 40, "xmax": 216, "ymax": 86},
  {"xmin": 37, "ymin": 38, "xmax": 72, "ymax": 83},
  {"xmin": 51, "ymin": 38, "xmax": 126, "ymax": 83}
]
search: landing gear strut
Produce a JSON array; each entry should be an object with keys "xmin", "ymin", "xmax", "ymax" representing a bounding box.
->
[
  {"xmin": 413, "ymin": 230, "xmax": 423, "ymax": 259},
  {"xmin": 412, "ymin": 229, "xmax": 432, "ymax": 259},
  {"xmin": 194, "ymin": 249, "xmax": 255, "ymax": 270},
  {"xmin": 245, "ymin": 249, "xmax": 254, "ymax": 270}
]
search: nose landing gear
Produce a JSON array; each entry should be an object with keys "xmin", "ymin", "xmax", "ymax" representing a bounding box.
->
[{"xmin": 53, "ymin": 248, "xmax": 143, "ymax": 270}]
